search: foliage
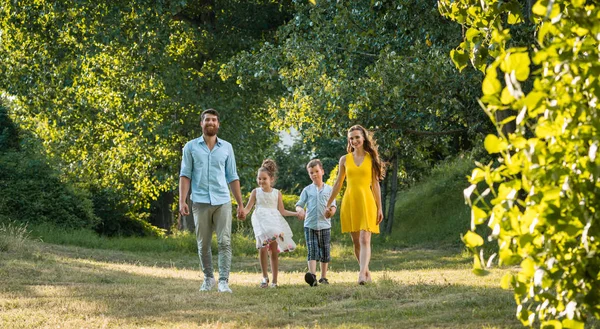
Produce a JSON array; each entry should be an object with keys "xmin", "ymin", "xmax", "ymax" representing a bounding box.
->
[
  {"xmin": 440, "ymin": 0, "xmax": 600, "ymax": 326},
  {"xmin": 222, "ymin": 0, "xmax": 488, "ymax": 178},
  {"xmin": 91, "ymin": 187, "xmax": 165, "ymax": 237},
  {"xmin": 0, "ymin": 150, "xmax": 99, "ymax": 229},
  {"xmin": 0, "ymin": 104, "xmax": 19, "ymax": 151},
  {"xmin": 0, "ymin": 0, "xmax": 294, "ymax": 220},
  {"xmin": 1, "ymin": 107, "xmax": 99, "ymax": 229}
]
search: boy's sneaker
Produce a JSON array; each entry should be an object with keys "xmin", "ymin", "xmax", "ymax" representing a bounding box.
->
[
  {"xmin": 199, "ymin": 277, "xmax": 216, "ymax": 292},
  {"xmin": 218, "ymin": 280, "xmax": 233, "ymax": 293},
  {"xmin": 318, "ymin": 278, "xmax": 329, "ymax": 285},
  {"xmin": 304, "ymin": 272, "xmax": 318, "ymax": 287}
]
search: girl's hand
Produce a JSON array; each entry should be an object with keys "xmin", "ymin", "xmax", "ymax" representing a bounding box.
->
[{"xmin": 376, "ymin": 209, "xmax": 383, "ymax": 225}]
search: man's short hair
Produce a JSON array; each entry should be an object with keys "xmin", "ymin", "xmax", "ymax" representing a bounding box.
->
[
  {"xmin": 306, "ymin": 159, "xmax": 323, "ymax": 170},
  {"xmin": 201, "ymin": 109, "xmax": 220, "ymax": 122}
]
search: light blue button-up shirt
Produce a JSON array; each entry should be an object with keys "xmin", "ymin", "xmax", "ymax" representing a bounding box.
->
[
  {"xmin": 296, "ymin": 183, "xmax": 336, "ymax": 230},
  {"xmin": 179, "ymin": 136, "xmax": 239, "ymax": 205}
]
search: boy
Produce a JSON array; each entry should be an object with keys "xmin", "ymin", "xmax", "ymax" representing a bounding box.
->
[{"xmin": 296, "ymin": 159, "xmax": 337, "ymax": 286}]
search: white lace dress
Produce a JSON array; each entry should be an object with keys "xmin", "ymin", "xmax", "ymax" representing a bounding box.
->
[{"xmin": 251, "ymin": 188, "xmax": 296, "ymax": 252}]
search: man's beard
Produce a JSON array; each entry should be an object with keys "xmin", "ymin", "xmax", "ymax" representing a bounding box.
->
[{"xmin": 203, "ymin": 125, "xmax": 219, "ymax": 136}]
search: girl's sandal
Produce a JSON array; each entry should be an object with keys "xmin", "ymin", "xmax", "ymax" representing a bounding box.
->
[
  {"xmin": 270, "ymin": 283, "xmax": 278, "ymax": 288},
  {"xmin": 260, "ymin": 277, "xmax": 269, "ymax": 288}
]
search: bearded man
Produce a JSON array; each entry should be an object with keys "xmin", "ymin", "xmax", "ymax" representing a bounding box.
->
[{"xmin": 179, "ymin": 108, "xmax": 245, "ymax": 293}]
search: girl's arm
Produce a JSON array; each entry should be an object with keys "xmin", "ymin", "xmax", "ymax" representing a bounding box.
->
[
  {"xmin": 243, "ymin": 189, "xmax": 257, "ymax": 218},
  {"xmin": 326, "ymin": 156, "xmax": 347, "ymax": 208},
  {"xmin": 372, "ymin": 169, "xmax": 384, "ymax": 225},
  {"xmin": 277, "ymin": 191, "xmax": 298, "ymax": 217}
]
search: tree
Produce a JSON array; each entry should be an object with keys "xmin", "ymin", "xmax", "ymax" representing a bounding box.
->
[
  {"xmin": 440, "ymin": 0, "xmax": 600, "ymax": 326},
  {"xmin": 222, "ymin": 0, "xmax": 489, "ymax": 234},
  {"xmin": 0, "ymin": 0, "xmax": 294, "ymax": 232}
]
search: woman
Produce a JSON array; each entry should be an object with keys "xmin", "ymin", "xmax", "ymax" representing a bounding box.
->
[{"xmin": 326, "ymin": 125, "xmax": 384, "ymax": 285}]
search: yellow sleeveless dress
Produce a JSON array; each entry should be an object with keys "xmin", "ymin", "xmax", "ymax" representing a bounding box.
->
[{"xmin": 340, "ymin": 152, "xmax": 379, "ymax": 233}]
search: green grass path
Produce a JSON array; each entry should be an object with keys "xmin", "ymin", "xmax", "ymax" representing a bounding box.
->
[{"xmin": 0, "ymin": 242, "xmax": 522, "ymax": 329}]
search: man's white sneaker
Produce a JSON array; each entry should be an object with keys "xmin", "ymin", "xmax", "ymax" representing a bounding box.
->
[
  {"xmin": 218, "ymin": 280, "xmax": 232, "ymax": 293},
  {"xmin": 199, "ymin": 277, "xmax": 216, "ymax": 292}
]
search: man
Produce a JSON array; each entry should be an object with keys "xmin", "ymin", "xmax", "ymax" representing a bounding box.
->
[{"xmin": 179, "ymin": 109, "xmax": 245, "ymax": 293}]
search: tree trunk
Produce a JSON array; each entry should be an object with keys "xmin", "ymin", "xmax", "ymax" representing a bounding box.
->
[
  {"xmin": 381, "ymin": 165, "xmax": 390, "ymax": 222},
  {"xmin": 385, "ymin": 154, "xmax": 399, "ymax": 235},
  {"xmin": 495, "ymin": 110, "xmax": 516, "ymax": 136}
]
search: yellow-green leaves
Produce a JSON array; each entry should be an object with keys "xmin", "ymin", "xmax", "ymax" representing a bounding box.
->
[
  {"xmin": 482, "ymin": 66, "xmax": 501, "ymax": 95},
  {"xmin": 484, "ymin": 134, "xmax": 507, "ymax": 153},
  {"xmin": 463, "ymin": 231, "xmax": 484, "ymax": 248},
  {"xmin": 442, "ymin": 0, "xmax": 600, "ymax": 325},
  {"xmin": 501, "ymin": 51, "xmax": 530, "ymax": 81}
]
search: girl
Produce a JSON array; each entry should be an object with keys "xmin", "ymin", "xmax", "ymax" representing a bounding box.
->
[
  {"xmin": 326, "ymin": 125, "xmax": 384, "ymax": 285},
  {"xmin": 243, "ymin": 159, "xmax": 297, "ymax": 288}
]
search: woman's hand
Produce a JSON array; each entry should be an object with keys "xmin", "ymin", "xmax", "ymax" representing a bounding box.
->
[{"xmin": 376, "ymin": 209, "xmax": 383, "ymax": 225}]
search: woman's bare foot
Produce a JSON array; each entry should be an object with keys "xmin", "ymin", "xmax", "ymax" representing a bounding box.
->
[
  {"xmin": 366, "ymin": 271, "xmax": 372, "ymax": 283},
  {"xmin": 358, "ymin": 273, "xmax": 367, "ymax": 285}
]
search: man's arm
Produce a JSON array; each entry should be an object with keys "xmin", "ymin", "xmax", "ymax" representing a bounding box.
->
[
  {"xmin": 229, "ymin": 179, "xmax": 245, "ymax": 219},
  {"xmin": 178, "ymin": 176, "xmax": 191, "ymax": 229}
]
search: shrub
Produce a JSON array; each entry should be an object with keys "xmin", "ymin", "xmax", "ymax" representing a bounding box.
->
[{"xmin": 0, "ymin": 151, "xmax": 99, "ymax": 229}]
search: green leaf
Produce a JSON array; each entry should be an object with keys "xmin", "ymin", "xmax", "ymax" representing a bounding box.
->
[
  {"xmin": 484, "ymin": 134, "xmax": 507, "ymax": 153},
  {"xmin": 471, "ymin": 205, "xmax": 487, "ymax": 226},
  {"xmin": 541, "ymin": 320, "xmax": 562, "ymax": 329},
  {"xmin": 520, "ymin": 258, "xmax": 535, "ymax": 278},
  {"xmin": 482, "ymin": 74, "xmax": 501, "ymax": 95},
  {"xmin": 501, "ymin": 87, "xmax": 515, "ymax": 104},
  {"xmin": 450, "ymin": 49, "xmax": 469, "ymax": 71},
  {"xmin": 507, "ymin": 13, "xmax": 523, "ymax": 24},
  {"xmin": 463, "ymin": 231, "xmax": 484, "ymax": 248},
  {"xmin": 501, "ymin": 273, "xmax": 514, "ymax": 290},
  {"xmin": 562, "ymin": 319, "xmax": 584, "ymax": 329},
  {"xmin": 501, "ymin": 52, "xmax": 530, "ymax": 81},
  {"xmin": 571, "ymin": 0, "xmax": 585, "ymax": 7}
]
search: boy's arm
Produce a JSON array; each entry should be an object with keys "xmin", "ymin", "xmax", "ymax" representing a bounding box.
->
[{"xmin": 295, "ymin": 189, "xmax": 307, "ymax": 220}]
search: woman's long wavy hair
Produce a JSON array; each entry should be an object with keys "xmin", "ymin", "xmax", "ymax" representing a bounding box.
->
[{"xmin": 347, "ymin": 125, "xmax": 385, "ymax": 181}]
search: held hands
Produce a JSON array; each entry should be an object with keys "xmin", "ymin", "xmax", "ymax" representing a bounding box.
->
[
  {"xmin": 296, "ymin": 208, "xmax": 306, "ymax": 221},
  {"xmin": 237, "ymin": 206, "xmax": 246, "ymax": 220},
  {"xmin": 324, "ymin": 205, "xmax": 336, "ymax": 219}
]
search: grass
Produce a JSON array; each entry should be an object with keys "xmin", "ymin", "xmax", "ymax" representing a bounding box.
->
[
  {"xmin": 380, "ymin": 155, "xmax": 476, "ymax": 249},
  {"xmin": 0, "ymin": 220, "xmax": 30, "ymax": 252},
  {"xmin": 1, "ymin": 240, "xmax": 524, "ymax": 329}
]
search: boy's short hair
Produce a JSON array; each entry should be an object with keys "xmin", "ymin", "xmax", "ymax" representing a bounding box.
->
[
  {"xmin": 306, "ymin": 159, "xmax": 323, "ymax": 170},
  {"xmin": 201, "ymin": 108, "xmax": 220, "ymax": 122}
]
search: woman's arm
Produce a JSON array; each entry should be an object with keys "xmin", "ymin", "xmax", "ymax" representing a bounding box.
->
[
  {"xmin": 277, "ymin": 191, "xmax": 297, "ymax": 217},
  {"xmin": 326, "ymin": 156, "xmax": 347, "ymax": 208},
  {"xmin": 372, "ymin": 170, "xmax": 384, "ymax": 225}
]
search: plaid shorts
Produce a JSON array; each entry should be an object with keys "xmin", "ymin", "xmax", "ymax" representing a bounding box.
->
[{"xmin": 304, "ymin": 227, "xmax": 331, "ymax": 263}]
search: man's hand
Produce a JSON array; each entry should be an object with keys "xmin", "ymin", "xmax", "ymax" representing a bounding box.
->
[
  {"xmin": 179, "ymin": 202, "xmax": 190, "ymax": 217},
  {"xmin": 296, "ymin": 208, "xmax": 306, "ymax": 220},
  {"xmin": 237, "ymin": 206, "xmax": 246, "ymax": 220}
]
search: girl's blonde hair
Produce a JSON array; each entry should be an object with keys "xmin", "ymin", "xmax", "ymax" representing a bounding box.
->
[
  {"xmin": 258, "ymin": 159, "xmax": 278, "ymax": 186},
  {"xmin": 347, "ymin": 125, "xmax": 385, "ymax": 181}
]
